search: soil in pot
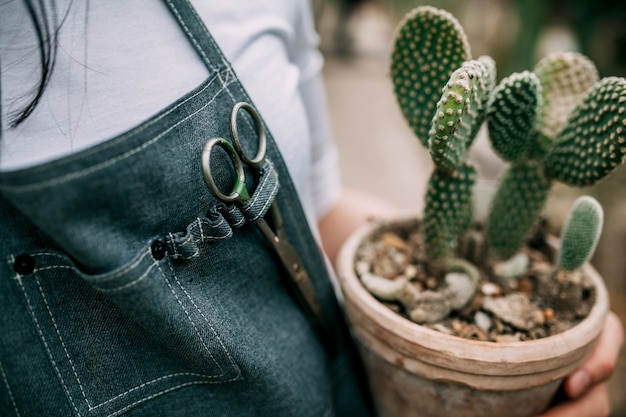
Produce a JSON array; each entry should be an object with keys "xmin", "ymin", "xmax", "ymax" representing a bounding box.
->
[{"xmin": 354, "ymin": 218, "xmax": 596, "ymax": 343}]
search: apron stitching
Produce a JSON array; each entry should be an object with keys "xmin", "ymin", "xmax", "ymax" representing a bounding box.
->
[
  {"xmin": 155, "ymin": 260, "xmax": 225, "ymax": 374},
  {"xmin": 165, "ymin": 0, "xmax": 218, "ymax": 72},
  {"xmin": 91, "ymin": 263, "xmax": 157, "ymax": 293},
  {"xmin": 0, "ymin": 361, "xmax": 22, "ymax": 417},
  {"xmin": 33, "ymin": 275, "xmax": 92, "ymax": 409},
  {"xmin": 164, "ymin": 259, "xmax": 241, "ymax": 374},
  {"xmin": 15, "ymin": 275, "xmax": 82, "ymax": 416},
  {"xmin": 88, "ymin": 372, "xmax": 213, "ymax": 411},
  {"xmin": 105, "ymin": 378, "xmax": 240, "ymax": 417}
]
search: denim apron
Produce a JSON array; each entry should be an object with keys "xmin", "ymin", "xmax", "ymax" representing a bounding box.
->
[{"xmin": 0, "ymin": 1, "xmax": 372, "ymax": 416}]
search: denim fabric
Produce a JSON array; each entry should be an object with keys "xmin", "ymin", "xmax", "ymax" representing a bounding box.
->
[{"xmin": 0, "ymin": 1, "xmax": 372, "ymax": 416}]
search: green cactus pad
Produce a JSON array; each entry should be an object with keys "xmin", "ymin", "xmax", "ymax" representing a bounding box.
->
[
  {"xmin": 534, "ymin": 52, "xmax": 599, "ymax": 141},
  {"xmin": 487, "ymin": 71, "xmax": 542, "ymax": 163},
  {"xmin": 429, "ymin": 57, "xmax": 496, "ymax": 172},
  {"xmin": 557, "ymin": 196, "xmax": 604, "ymax": 271},
  {"xmin": 544, "ymin": 77, "xmax": 626, "ymax": 187},
  {"xmin": 423, "ymin": 161, "xmax": 476, "ymax": 264},
  {"xmin": 487, "ymin": 162, "xmax": 552, "ymax": 260},
  {"xmin": 391, "ymin": 6, "xmax": 471, "ymax": 147}
]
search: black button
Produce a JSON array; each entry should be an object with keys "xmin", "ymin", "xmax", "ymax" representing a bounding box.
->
[
  {"xmin": 151, "ymin": 240, "xmax": 166, "ymax": 260},
  {"xmin": 14, "ymin": 254, "xmax": 36, "ymax": 275}
]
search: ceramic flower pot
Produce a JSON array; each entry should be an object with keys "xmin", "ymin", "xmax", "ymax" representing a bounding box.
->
[{"xmin": 336, "ymin": 217, "xmax": 608, "ymax": 417}]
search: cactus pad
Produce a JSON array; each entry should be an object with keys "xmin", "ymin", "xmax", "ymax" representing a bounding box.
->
[
  {"xmin": 557, "ymin": 196, "xmax": 604, "ymax": 271},
  {"xmin": 487, "ymin": 71, "xmax": 542, "ymax": 163},
  {"xmin": 534, "ymin": 52, "xmax": 599, "ymax": 140},
  {"xmin": 544, "ymin": 77, "xmax": 626, "ymax": 187},
  {"xmin": 391, "ymin": 6, "xmax": 471, "ymax": 147},
  {"xmin": 487, "ymin": 162, "xmax": 552, "ymax": 260},
  {"xmin": 423, "ymin": 161, "xmax": 476, "ymax": 264},
  {"xmin": 429, "ymin": 57, "xmax": 496, "ymax": 172}
]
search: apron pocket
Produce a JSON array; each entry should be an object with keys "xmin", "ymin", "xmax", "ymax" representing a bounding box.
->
[{"xmin": 10, "ymin": 245, "xmax": 241, "ymax": 417}]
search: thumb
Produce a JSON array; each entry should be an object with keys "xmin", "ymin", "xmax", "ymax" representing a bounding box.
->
[{"xmin": 564, "ymin": 312, "xmax": 623, "ymax": 399}]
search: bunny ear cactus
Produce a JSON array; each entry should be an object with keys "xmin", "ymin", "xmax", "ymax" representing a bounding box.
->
[
  {"xmin": 487, "ymin": 71, "xmax": 542, "ymax": 163},
  {"xmin": 487, "ymin": 162, "xmax": 552, "ymax": 260},
  {"xmin": 534, "ymin": 52, "xmax": 599, "ymax": 147},
  {"xmin": 390, "ymin": 6, "xmax": 496, "ymax": 274},
  {"xmin": 430, "ymin": 57, "xmax": 496, "ymax": 172},
  {"xmin": 423, "ymin": 161, "xmax": 476, "ymax": 264},
  {"xmin": 557, "ymin": 196, "xmax": 604, "ymax": 272},
  {"xmin": 487, "ymin": 53, "xmax": 626, "ymax": 260},
  {"xmin": 391, "ymin": 6, "xmax": 471, "ymax": 147},
  {"xmin": 544, "ymin": 77, "xmax": 626, "ymax": 186}
]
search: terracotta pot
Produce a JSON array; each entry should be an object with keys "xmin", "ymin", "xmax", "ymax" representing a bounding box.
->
[{"xmin": 336, "ymin": 218, "xmax": 609, "ymax": 417}]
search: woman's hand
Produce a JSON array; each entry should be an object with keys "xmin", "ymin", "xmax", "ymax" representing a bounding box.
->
[{"xmin": 535, "ymin": 311, "xmax": 624, "ymax": 417}]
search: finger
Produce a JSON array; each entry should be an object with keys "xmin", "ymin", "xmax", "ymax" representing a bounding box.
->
[
  {"xmin": 564, "ymin": 312, "xmax": 624, "ymax": 399},
  {"xmin": 535, "ymin": 384, "xmax": 610, "ymax": 417}
]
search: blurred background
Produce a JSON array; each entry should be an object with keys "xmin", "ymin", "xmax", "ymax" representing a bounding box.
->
[{"xmin": 313, "ymin": 0, "xmax": 626, "ymax": 415}]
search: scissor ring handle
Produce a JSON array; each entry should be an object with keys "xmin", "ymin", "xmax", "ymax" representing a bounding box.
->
[
  {"xmin": 230, "ymin": 102, "xmax": 267, "ymax": 169},
  {"xmin": 201, "ymin": 137, "xmax": 249, "ymax": 203}
]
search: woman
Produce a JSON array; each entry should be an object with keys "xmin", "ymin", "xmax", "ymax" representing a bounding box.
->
[{"xmin": 0, "ymin": 1, "xmax": 622, "ymax": 416}]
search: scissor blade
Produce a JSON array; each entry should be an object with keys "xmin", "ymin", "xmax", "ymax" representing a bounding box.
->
[{"xmin": 254, "ymin": 218, "xmax": 336, "ymax": 354}]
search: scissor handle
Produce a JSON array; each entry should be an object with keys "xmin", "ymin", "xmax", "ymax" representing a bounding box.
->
[
  {"xmin": 230, "ymin": 102, "xmax": 267, "ymax": 170},
  {"xmin": 202, "ymin": 137, "xmax": 251, "ymax": 203}
]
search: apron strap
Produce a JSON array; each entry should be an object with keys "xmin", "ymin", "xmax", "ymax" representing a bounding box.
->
[{"xmin": 163, "ymin": 0, "xmax": 233, "ymax": 74}]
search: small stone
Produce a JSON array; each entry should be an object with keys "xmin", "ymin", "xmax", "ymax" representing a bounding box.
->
[
  {"xmin": 380, "ymin": 232, "xmax": 407, "ymax": 250},
  {"xmin": 451, "ymin": 319, "xmax": 465, "ymax": 333},
  {"xmin": 482, "ymin": 293, "xmax": 543, "ymax": 331},
  {"xmin": 426, "ymin": 277, "xmax": 438, "ymax": 289},
  {"xmin": 474, "ymin": 311, "xmax": 492, "ymax": 331},
  {"xmin": 481, "ymin": 282, "xmax": 500, "ymax": 296},
  {"xmin": 404, "ymin": 264, "xmax": 418, "ymax": 279},
  {"xmin": 432, "ymin": 324, "xmax": 453, "ymax": 335},
  {"xmin": 533, "ymin": 310, "xmax": 546, "ymax": 326},
  {"xmin": 543, "ymin": 308, "xmax": 555, "ymax": 321},
  {"xmin": 495, "ymin": 334, "xmax": 522, "ymax": 343}
]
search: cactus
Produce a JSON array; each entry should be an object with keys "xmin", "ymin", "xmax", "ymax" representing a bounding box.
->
[
  {"xmin": 366, "ymin": 5, "xmax": 626, "ymax": 326},
  {"xmin": 544, "ymin": 77, "xmax": 626, "ymax": 186},
  {"xmin": 486, "ymin": 162, "xmax": 552, "ymax": 260},
  {"xmin": 487, "ymin": 74, "xmax": 626, "ymax": 260},
  {"xmin": 391, "ymin": 6, "xmax": 471, "ymax": 147},
  {"xmin": 557, "ymin": 196, "xmax": 604, "ymax": 272},
  {"xmin": 423, "ymin": 161, "xmax": 476, "ymax": 264},
  {"xmin": 390, "ymin": 6, "xmax": 496, "ymax": 273},
  {"xmin": 534, "ymin": 52, "xmax": 599, "ymax": 145},
  {"xmin": 487, "ymin": 71, "xmax": 542, "ymax": 163},
  {"xmin": 429, "ymin": 57, "xmax": 496, "ymax": 172}
]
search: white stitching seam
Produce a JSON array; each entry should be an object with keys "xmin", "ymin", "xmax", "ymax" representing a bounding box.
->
[
  {"xmin": 154, "ymin": 260, "xmax": 224, "ymax": 373},
  {"xmin": 0, "ymin": 361, "xmax": 22, "ymax": 417},
  {"xmin": 14, "ymin": 274, "xmax": 81, "ymax": 416},
  {"xmin": 164, "ymin": 259, "xmax": 239, "ymax": 374},
  {"xmin": 105, "ymin": 378, "xmax": 240, "ymax": 417},
  {"xmin": 34, "ymin": 274, "xmax": 92, "ymax": 409},
  {"xmin": 165, "ymin": 0, "xmax": 216, "ymax": 71},
  {"xmin": 91, "ymin": 263, "xmax": 157, "ymax": 294}
]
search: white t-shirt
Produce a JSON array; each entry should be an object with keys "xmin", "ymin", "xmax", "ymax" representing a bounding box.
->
[{"xmin": 0, "ymin": 0, "xmax": 342, "ymax": 224}]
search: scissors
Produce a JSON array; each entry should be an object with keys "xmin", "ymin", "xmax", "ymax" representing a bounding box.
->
[{"xmin": 201, "ymin": 102, "xmax": 336, "ymax": 353}]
